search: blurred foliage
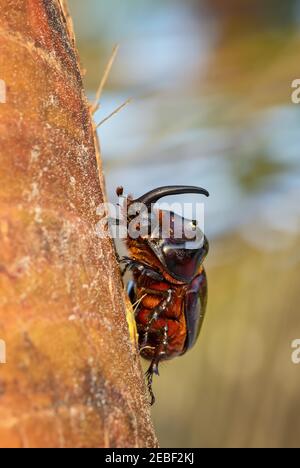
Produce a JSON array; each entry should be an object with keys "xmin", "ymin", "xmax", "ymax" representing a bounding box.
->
[{"xmin": 231, "ymin": 150, "xmax": 289, "ymax": 193}]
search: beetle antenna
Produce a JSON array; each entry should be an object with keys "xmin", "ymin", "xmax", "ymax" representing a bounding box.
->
[{"xmin": 131, "ymin": 185, "xmax": 209, "ymax": 208}]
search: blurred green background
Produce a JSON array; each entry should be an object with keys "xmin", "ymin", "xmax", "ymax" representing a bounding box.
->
[{"xmin": 68, "ymin": 0, "xmax": 300, "ymax": 448}]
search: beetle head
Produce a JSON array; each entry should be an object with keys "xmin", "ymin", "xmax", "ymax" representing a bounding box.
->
[
  {"xmin": 149, "ymin": 210, "xmax": 209, "ymax": 282},
  {"xmin": 129, "ymin": 186, "xmax": 209, "ymax": 282}
]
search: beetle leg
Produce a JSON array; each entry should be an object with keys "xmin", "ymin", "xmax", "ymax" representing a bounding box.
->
[
  {"xmin": 140, "ymin": 288, "xmax": 173, "ymax": 347},
  {"xmin": 145, "ymin": 364, "xmax": 157, "ymax": 406},
  {"xmin": 119, "ymin": 256, "xmax": 135, "ymax": 277},
  {"xmin": 121, "ymin": 263, "xmax": 130, "ymax": 278},
  {"xmin": 145, "ymin": 324, "xmax": 169, "ymax": 405},
  {"xmin": 120, "ymin": 256, "xmax": 163, "ymax": 282},
  {"xmin": 137, "ymin": 267, "xmax": 164, "ymax": 285}
]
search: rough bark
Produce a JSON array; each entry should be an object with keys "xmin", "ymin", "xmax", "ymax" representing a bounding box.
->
[{"xmin": 0, "ymin": 0, "xmax": 157, "ymax": 448}]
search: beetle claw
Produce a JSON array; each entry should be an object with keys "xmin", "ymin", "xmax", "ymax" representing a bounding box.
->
[{"xmin": 145, "ymin": 367, "xmax": 156, "ymax": 406}]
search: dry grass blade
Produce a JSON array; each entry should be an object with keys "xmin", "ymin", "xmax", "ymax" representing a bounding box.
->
[
  {"xmin": 96, "ymin": 98, "xmax": 132, "ymax": 128},
  {"xmin": 91, "ymin": 44, "xmax": 120, "ymax": 114}
]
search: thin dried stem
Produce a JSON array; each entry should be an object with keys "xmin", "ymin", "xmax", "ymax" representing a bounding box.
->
[
  {"xmin": 133, "ymin": 293, "xmax": 147, "ymax": 312},
  {"xmin": 96, "ymin": 98, "xmax": 131, "ymax": 128},
  {"xmin": 91, "ymin": 44, "xmax": 120, "ymax": 114}
]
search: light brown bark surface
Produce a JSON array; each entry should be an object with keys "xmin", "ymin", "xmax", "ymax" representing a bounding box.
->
[{"xmin": 0, "ymin": 0, "xmax": 157, "ymax": 448}]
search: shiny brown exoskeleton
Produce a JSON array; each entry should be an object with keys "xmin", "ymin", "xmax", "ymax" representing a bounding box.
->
[{"xmin": 119, "ymin": 186, "xmax": 209, "ymax": 404}]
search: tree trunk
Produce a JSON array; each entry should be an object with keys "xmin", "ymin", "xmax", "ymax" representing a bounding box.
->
[{"xmin": 0, "ymin": 0, "xmax": 157, "ymax": 448}]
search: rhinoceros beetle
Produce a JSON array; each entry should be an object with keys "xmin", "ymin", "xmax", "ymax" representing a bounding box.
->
[{"xmin": 119, "ymin": 185, "xmax": 209, "ymax": 405}]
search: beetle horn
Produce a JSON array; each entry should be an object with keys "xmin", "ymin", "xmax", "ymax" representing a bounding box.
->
[{"xmin": 131, "ymin": 185, "xmax": 209, "ymax": 207}]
